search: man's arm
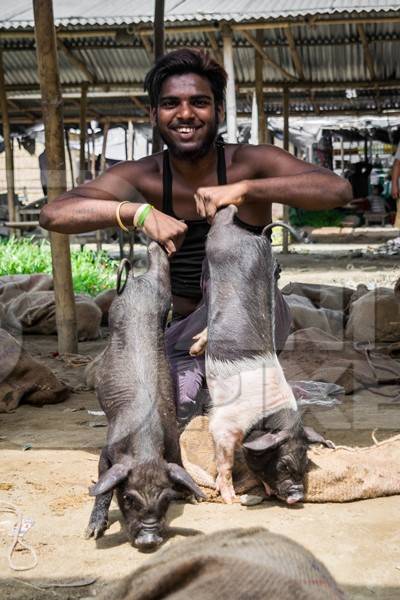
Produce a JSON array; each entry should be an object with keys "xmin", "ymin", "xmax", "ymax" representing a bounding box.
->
[
  {"xmin": 194, "ymin": 145, "xmax": 352, "ymax": 221},
  {"xmin": 392, "ymin": 159, "xmax": 400, "ymax": 199},
  {"xmin": 39, "ymin": 160, "xmax": 187, "ymax": 255}
]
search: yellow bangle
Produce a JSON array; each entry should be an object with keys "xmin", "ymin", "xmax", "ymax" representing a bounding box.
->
[{"xmin": 115, "ymin": 201, "xmax": 131, "ymax": 233}]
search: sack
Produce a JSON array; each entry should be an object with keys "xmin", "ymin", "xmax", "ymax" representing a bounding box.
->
[
  {"xmin": 0, "ymin": 328, "xmax": 69, "ymax": 412},
  {"xmin": 180, "ymin": 416, "xmax": 400, "ymax": 503},
  {"xmin": 100, "ymin": 528, "xmax": 344, "ymax": 600}
]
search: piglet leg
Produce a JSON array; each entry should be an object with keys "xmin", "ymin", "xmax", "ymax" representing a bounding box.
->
[
  {"xmin": 210, "ymin": 424, "xmax": 240, "ymax": 503},
  {"xmin": 85, "ymin": 491, "xmax": 113, "ymax": 539},
  {"xmin": 85, "ymin": 448, "xmax": 112, "ymax": 539}
]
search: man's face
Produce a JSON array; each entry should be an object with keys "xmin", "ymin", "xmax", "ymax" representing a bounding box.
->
[{"xmin": 152, "ymin": 73, "xmax": 224, "ymax": 160}]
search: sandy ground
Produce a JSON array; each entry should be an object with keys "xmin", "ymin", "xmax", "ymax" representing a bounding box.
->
[{"xmin": 1, "ymin": 248, "xmax": 400, "ymax": 600}]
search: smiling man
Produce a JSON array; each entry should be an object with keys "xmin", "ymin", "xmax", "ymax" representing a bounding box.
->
[{"xmin": 40, "ymin": 49, "xmax": 352, "ymax": 421}]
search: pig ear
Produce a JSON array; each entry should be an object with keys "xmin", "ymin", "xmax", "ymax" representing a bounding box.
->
[
  {"xmin": 167, "ymin": 463, "xmax": 206, "ymax": 500},
  {"xmin": 89, "ymin": 463, "xmax": 131, "ymax": 496},
  {"xmin": 242, "ymin": 430, "xmax": 291, "ymax": 453}
]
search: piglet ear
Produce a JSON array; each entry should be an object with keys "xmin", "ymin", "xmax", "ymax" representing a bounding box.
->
[
  {"xmin": 89, "ymin": 463, "xmax": 131, "ymax": 496},
  {"xmin": 167, "ymin": 463, "xmax": 206, "ymax": 500},
  {"xmin": 242, "ymin": 430, "xmax": 291, "ymax": 453}
]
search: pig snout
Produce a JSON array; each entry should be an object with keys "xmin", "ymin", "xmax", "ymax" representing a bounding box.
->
[
  {"xmin": 134, "ymin": 519, "xmax": 164, "ymax": 551},
  {"xmin": 277, "ymin": 482, "xmax": 304, "ymax": 505}
]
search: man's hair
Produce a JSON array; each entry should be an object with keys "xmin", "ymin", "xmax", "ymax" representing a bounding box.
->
[{"xmin": 144, "ymin": 48, "xmax": 227, "ymax": 108}]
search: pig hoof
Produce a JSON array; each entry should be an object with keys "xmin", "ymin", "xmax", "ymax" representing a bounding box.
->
[
  {"xmin": 216, "ymin": 477, "xmax": 236, "ymax": 504},
  {"xmin": 84, "ymin": 520, "xmax": 108, "ymax": 540},
  {"xmin": 240, "ymin": 494, "xmax": 264, "ymax": 507}
]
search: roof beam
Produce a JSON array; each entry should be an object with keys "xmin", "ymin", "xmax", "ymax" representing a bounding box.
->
[
  {"xmin": 69, "ymin": 98, "xmax": 101, "ymax": 119},
  {"xmin": 2, "ymin": 15, "xmax": 400, "ymax": 41},
  {"xmin": 207, "ymin": 32, "xmax": 223, "ymax": 64},
  {"xmin": 284, "ymin": 26, "xmax": 304, "ymax": 80},
  {"xmin": 57, "ymin": 40, "xmax": 96, "ymax": 83},
  {"xmin": 131, "ymin": 96, "xmax": 148, "ymax": 114},
  {"xmin": 139, "ymin": 33, "xmax": 153, "ymax": 57},
  {"xmin": 239, "ymin": 30, "xmax": 297, "ymax": 81},
  {"xmin": 356, "ymin": 24, "xmax": 376, "ymax": 80},
  {"xmin": 7, "ymin": 98, "xmax": 37, "ymax": 120},
  {"xmin": 5, "ymin": 78, "xmax": 400, "ymax": 95}
]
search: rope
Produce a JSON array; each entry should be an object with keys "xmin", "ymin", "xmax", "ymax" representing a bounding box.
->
[
  {"xmin": 0, "ymin": 502, "xmax": 38, "ymax": 571},
  {"xmin": 313, "ymin": 430, "xmax": 400, "ymax": 454}
]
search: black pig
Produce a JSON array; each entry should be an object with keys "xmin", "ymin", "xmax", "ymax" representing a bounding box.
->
[{"xmin": 85, "ymin": 242, "xmax": 204, "ymax": 551}]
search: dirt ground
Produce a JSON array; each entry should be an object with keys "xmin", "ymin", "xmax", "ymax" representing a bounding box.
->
[{"xmin": 1, "ymin": 247, "xmax": 400, "ymax": 600}]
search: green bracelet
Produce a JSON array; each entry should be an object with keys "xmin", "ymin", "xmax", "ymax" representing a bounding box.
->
[{"xmin": 136, "ymin": 204, "xmax": 154, "ymax": 228}]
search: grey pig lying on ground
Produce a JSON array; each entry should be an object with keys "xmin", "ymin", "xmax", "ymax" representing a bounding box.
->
[
  {"xmin": 205, "ymin": 206, "xmax": 331, "ymax": 504},
  {"xmin": 85, "ymin": 242, "xmax": 205, "ymax": 551}
]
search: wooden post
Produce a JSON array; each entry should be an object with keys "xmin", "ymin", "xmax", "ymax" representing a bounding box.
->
[
  {"xmin": 282, "ymin": 85, "xmax": 290, "ymax": 254},
  {"xmin": 340, "ymin": 135, "xmax": 345, "ymax": 175},
  {"xmin": 127, "ymin": 119, "xmax": 134, "ymax": 160},
  {"xmin": 0, "ymin": 50, "xmax": 16, "ymax": 229},
  {"xmin": 152, "ymin": 0, "xmax": 165, "ymax": 154},
  {"xmin": 33, "ymin": 0, "xmax": 78, "ymax": 354},
  {"xmin": 64, "ymin": 127, "xmax": 75, "ymax": 187},
  {"xmin": 90, "ymin": 124, "xmax": 102, "ymax": 252},
  {"xmin": 78, "ymin": 82, "xmax": 88, "ymax": 184},
  {"xmin": 222, "ymin": 25, "xmax": 237, "ymax": 143},
  {"xmin": 255, "ymin": 31, "xmax": 266, "ymax": 144},
  {"xmin": 100, "ymin": 121, "xmax": 109, "ymax": 173}
]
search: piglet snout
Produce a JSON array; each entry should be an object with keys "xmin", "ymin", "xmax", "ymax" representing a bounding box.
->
[
  {"xmin": 285, "ymin": 484, "xmax": 304, "ymax": 505},
  {"xmin": 134, "ymin": 530, "xmax": 163, "ymax": 551},
  {"xmin": 134, "ymin": 518, "xmax": 164, "ymax": 551}
]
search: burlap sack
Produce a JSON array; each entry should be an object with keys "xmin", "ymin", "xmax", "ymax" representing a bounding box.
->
[
  {"xmin": 282, "ymin": 282, "xmax": 354, "ymax": 311},
  {"xmin": 94, "ymin": 289, "xmax": 117, "ymax": 325},
  {"xmin": 0, "ymin": 273, "xmax": 53, "ymax": 303},
  {"xmin": 284, "ymin": 294, "xmax": 344, "ymax": 336},
  {"xmin": 280, "ymin": 327, "xmax": 400, "ymax": 394},
  {"xmin": 345, "ymin": 288, "xmax": 400, "ymax": 343},
  {"xmin": 5, "ymin": 291, "xmax": 102, "ymax": 340},
  {"xmin": 84, "ymin": 349, "xmax": 105, "ymax": 389},
  {"xmin": 0, "ymin": 328, "xmax": 69, "ymax": 412},
  {"xmin": 100, "ymin": 528, "xmax": 344, "ymax": 600},
  {"xmin": 180, "ymin": 416, "xmax": 400, "ymax": 503}
]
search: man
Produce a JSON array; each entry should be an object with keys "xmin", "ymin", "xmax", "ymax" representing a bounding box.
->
[
  {"xmin": 391, "ymin": 142, "xmax": 400, "ymax": 228},
  {"xmin": 40, "ymin": 49, "xmax": 352, "ymax": 421}
]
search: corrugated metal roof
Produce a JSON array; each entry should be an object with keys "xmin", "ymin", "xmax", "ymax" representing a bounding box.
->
[
  {"xmin": 2, "ymin": 2, "xmax": 400, "ymax": 124},
  {"xmin": 1, "ymin": 1, "xmax": 399, "ymax": 29}
]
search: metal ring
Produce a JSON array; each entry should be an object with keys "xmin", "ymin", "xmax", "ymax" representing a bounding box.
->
[
  {"xmin": 262, "ymin": 221, "xmax": 302, "ymax": 242},
  {"xmin": 116, "ymin": 258, "xmax": 131, "ymax": 295}
]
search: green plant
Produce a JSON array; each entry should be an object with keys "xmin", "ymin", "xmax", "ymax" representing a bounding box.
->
[
  {"xmin": 0, "ymin": 238, "xmax": 117, "ymax": 296},
  {"xmin": 289, "ymin": 208, "xmax": 343, "ymax": 228}
]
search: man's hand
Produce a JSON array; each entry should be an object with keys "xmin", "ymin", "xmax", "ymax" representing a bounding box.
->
[
  {"xmin": 142, "ymin": 207, "xmax": 187, "ymax": 256},
  {"xmin": 194, "ymin": 181, "xmax": 248, "ymax": 222},
  {"xmin": 392, "ymin": 182, "xmax": 399, "ymax": 200},
  {"xmin": 189, "ymin": 328, "xmax": 208, "ymax": 356}
]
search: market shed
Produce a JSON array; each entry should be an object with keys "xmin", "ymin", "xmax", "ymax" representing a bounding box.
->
[
  {"xmin": 1, "ymin": 1, "xmax": 400, "ymax": 350},
  {"xmin": 1, "ymin": 1, "xmax": 400, "ymax": 126}
]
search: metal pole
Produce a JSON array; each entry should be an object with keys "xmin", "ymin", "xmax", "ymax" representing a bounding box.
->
[
  {"xmin": 78, "ymin": 82, "xmax": 88, "ymax": 184},
  {"xmin": 282, "ymin": 85, "xmax": 290, "ymax": 254},
  {"xmin": 152, "ymin": 0, "xmax": 165, "ymax": 154},
  {"xmin": 33, "ymin": 0, "xmax": 78, "ymax": 354},
  {"xmin": 0, "ymin": 50, "xmax": 16, "ymax": 229},
  {"xmin": 222, "ymin": 25, "xmax": 237, "ymax": 143},
  {"xmin": 255, "ymin": 30, "xmax": 266, "ymax": 145}
]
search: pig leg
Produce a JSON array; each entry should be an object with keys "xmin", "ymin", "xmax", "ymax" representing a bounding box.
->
[
  {"xmin": 210, "ymin": 421, "xmax": 241, "ymax": 503},
  {"xmin": 85, "ymin": 448, "xmax": 113, "ymax": 539}
]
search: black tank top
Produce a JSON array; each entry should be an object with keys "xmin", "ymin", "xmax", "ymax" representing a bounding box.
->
[{"xmin": 163, "ymin": 139, "xmax": 264, "ymax": 299}]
